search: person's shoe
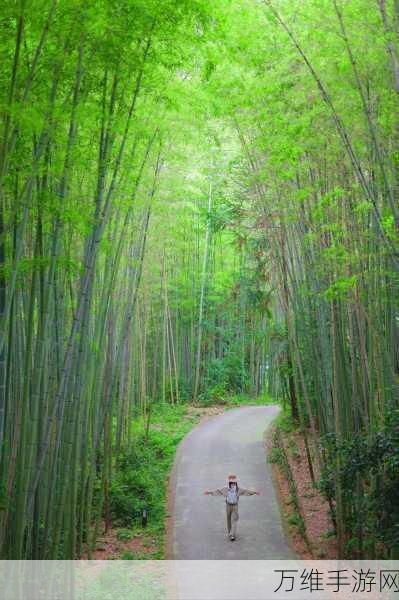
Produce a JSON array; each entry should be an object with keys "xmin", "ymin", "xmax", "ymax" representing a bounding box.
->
[{"xmin": 230, "ymin": 535, "xmax": 235, "ymax": 541}]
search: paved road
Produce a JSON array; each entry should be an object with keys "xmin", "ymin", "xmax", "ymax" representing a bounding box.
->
[{"xmin": 170, "ymin": 405, "xmax": 296, "ymax": 560}]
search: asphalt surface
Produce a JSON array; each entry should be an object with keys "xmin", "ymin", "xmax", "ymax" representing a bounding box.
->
[{"xmin": 170, "ymin": 405, "xmax": 296, "ymax": 560}]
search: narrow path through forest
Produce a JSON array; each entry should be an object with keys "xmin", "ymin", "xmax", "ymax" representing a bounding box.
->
[{"xmin": 168, "ymin": 405, "xmax": 296, "ymax": 559}]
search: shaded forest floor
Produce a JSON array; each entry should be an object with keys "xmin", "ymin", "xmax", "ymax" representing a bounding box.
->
[{"xmin": 268, "ymin": 412, "xmax": 337, "ymax": 559}]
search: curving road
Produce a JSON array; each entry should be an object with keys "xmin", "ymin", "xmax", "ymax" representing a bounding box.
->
[{"xmin": 168, "ymin": 405, "xmax": 296, "ymax": 560}]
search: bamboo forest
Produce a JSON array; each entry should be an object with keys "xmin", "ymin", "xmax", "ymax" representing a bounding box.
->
[{"xmin": 0, "ymin": 0, "xmax": 399, "ymax": 564}]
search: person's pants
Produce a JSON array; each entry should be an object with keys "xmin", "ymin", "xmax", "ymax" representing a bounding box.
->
[{"xmin": 226, "ymin": 503, "xmax": 239, "ymax": 537}]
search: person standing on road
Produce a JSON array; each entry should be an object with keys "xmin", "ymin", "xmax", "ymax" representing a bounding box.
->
[{"xmin": 204, "ymin": 474, "xmax": 260, "ymax": 541}]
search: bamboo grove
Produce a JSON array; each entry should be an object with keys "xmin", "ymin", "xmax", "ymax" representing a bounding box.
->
[
  {"xmin": 1, "ymin": 0, "xmax": 399, "ymax": 560},
  {"xmin": 212, "ymin": 0, "xmax": 399, "ymax": 558},
  {"xmin": 0, "ymin": 0, "xmax": 269, "ymax": 559}
]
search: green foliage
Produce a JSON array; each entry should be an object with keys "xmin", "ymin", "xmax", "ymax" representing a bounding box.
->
[
  {"xmin": 273, "ymin": 408, "xmax": 297, "ymax": 434},
  {"xmin": 324, "ymin": 275, "xmax": 358, "ymax": 300},
  {"xmin": 319, "ymin": 409, "xmax": 399, "ymax": 555},
  {"xmin": 109, "ymin": 405, "xmax": 197, "ymax": 537},
  {"xmin": 199, "ymin": 350, "xmax": 249, "ymax": 402},
  {"xmin": 287, "ymin": 513, "xmax": 305, "ymax": 534},
  {"xmin": 267, "ymin": 446, "xmax": 284, "ymax": 467},
  {"xmin": 116, "ymin": 529, "xmax": 134, "ymax": 542}
]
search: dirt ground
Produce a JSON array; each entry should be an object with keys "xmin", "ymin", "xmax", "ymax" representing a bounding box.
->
[
  {"xmin": 268, "ymin": 427, "xmax": 338, "ymax": 559},
  {"xmin": 81, "ymin": 527, "xmax": 158, "ymax": 560}
]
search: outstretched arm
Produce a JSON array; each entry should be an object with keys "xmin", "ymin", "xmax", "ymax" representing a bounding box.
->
[
  {"xmin": 238, "ymin": 488, "xmax": 260, "ymax": 496},
  {"xmin": 204, "ymin": 486, "xmax": 228, "ymax": 496}
]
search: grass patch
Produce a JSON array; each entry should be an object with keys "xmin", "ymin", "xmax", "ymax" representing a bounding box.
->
[
  {"xmin": 116, "ymin": 529, "xmax": 133, "ymax": 542},
  {"xmin": 287, "ymin": 513, "xmax": 304, "ymax": 529},
  {"xmin": 267, "ymin": 446, "xmax": 285, "ymax": 467},
  {"xmin": 109, "ymin": 403, "xmax": 201, "ymax": 558},
  {"xmin": 273, "ymin": 406, "xmax": 297, "ymax": 433},
  {"xmin": 196, "ymin": 391, "xmax": 278, "ymax": 408},
  {"xmin": 320, "ymin": 529, "xmax": 336, "ymax": 540}
]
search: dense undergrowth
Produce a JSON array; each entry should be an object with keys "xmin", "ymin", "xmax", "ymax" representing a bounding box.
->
[
  {"xmin": 271, "ymin": 407, "xmax": 399, "ymax": 559},
  {"xmin": 106, "ymin": 404, "xmax": 197, "ymax": 558}
]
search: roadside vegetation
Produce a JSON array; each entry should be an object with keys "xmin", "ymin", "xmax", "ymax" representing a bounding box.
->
[
  {"xmin": 268, "ymin": 409, "xmax": 336, "ymax": 559},
  {"xmin": 86, "ymin": 403, "xmax": 200, "ymax": 559}
]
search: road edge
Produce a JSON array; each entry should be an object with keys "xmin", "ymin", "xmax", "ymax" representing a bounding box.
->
[{"xmin": 263, "ymin": 421, "xmax": 299, "ymax": 559}]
